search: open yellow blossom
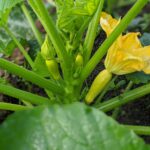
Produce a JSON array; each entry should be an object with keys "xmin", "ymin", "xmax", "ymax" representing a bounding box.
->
[
  {"xmin": 85, "ymin": 12, "xmax": 150, "ymax": 104},
  {"xmin": 101, "ymin": 12, "xmax": 150, "ymax": 75}
]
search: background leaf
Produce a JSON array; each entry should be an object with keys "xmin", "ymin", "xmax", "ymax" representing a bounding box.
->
[
  {"xmin": 0, "ymin": 0, "xmax": 23, "ymax": 26},
  {"xmin": 0, "ymin": 103, "xmax": 149, "ymax": 150},
  {"xmin": 140, "ymin": 33, "xmax": 150, "ymax": 46},
  {"xmin": 0, "ymin": 5, "xmax": 37, "ymax": 57},
  {"xmin": 0, "ymin": 0, "xmax": 23, "ymax": 12},
  {"xmin": 55, "ymin": 0, "xmax": 99, "ymax": 35},
  {"xmin": 126, "ymin": 72, "xmax": 150, "ymax": 84}
]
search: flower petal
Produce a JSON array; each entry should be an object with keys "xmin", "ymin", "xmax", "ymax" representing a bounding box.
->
[
  {"xmin": 113, "ymin": 56, "xmax": 144, "ymax": 75},
  {"xmin": 107, "ymin": 49, "xmax": 144, "ymax": 75},
  {"xmin": 121, "ymin": 32, "xmax": 142, "ymax": 51},
  {"xmin": 132, "ymin": 46, "xmax": 150, "ymax": 74},
  {"xmin": 101, "ymin": 12, "xmax": 150, "ymax": 75},
  {"xmin": 100, "ymin": 12, "xmax": 120, "ymax": 36},
  {"xmin": 104, "ymin": 41, "xmax": 122, "ymax": 70}
]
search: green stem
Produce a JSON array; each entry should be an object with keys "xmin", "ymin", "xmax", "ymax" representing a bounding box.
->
[
  {"xmin": 4, "ymin": 26, "xmax": 34, "ymax": 69},
  {"xmin": 22, "ymin": 100, "xmax": 34, "ymax": 107},
  {"xmin": 81, "ymin": 0, "xmax": 148, "ymax": 82},
  {"xmin": 98, "ymin": 82, "xmax": 150, "ymax": 112},
  {"xmin": 21, "ymin": 4, "xmax": 43, "ymax": 46},
  {"xmin": 0, "ymin": 58, "xmax": 65, "ymax": 96},
  {"xmin": 84, "ymin": 0, "xmax": 104, "ymax": 63},
  {"xmin": 73, "ymin": 17, "xmax": 91, "ymax": 50},
  {"xmin": 125, "ymin": 125, "xmax": 150, "ymax": 136},
  {"xmin": 0, "ymin": 102, "xmax": 30, "ymax": 111},
  {"xmin": 28, "ymin": 0, "xmax": 70, "ymax": 79},
  {"xmin": 125, "ymin": 81, "xmax": 133, "ymax": 92},
  {"xmin": 112, "ymin": 81, "xmax": 133, "ymax": 119},
  {"xmin": 0, "ymin": 84, "xmax": 50, "ymax": 105}
]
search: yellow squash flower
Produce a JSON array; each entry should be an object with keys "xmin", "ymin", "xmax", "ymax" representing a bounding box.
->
[{"xmin": 85, "ymin": 12, "xmax": 150, "ymax": 104}]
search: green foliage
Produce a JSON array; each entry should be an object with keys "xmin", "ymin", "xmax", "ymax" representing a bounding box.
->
[
  {"xmin": 0, "ymin": 38, "xmax": 28, "ymax": 56},
  {"xmin": 128, "ymin": 14, "xmax": 150, "ymax": 32},
  {"xmin": 109, "ymin": 79, "xmax": 126, "ymax": 90},
  {"xmin": 27, "ymin": 40, "xmax": 40, "ymax": 59},
  {"xmin": 0, "ymin": 103, "xmax": 149, "ymax": 150},
  {"xmin": 140, "ymin": 33, "xmax": 150, "ymax": 46},
  {"xmin": 126, "ymin": 72, "xmax": 150, "ymax": 84},
  {"xmin": 8, "ymin": 6, "xmax": 35, "ymax": 40},
  {"xmin": 0, "ymin": 0, "xmax": 150, "ymax": 147},
  {"xmin": 33, "ymin": 52, "xmax": 49, "ymax": 77},
  {"xmin": 0, "ymin": 6, "xmax": 35, "ymax": 57},
  {"xmin": 4, "ymin": 40, "xmax": 17, "ymax": 56},
  {"xmin": 0, "ymin": 0, "xmax": 23, "ymax": 12},
  {"xmin": 0, "ymin": 0, "xmax": 23, "ymax": 26},
  {"xmin": 0, "ymin": 40, "xmax": 5, "ymax": 52},
  {"xmin": 0, "ymin": 77, "xmax": 7, "ymax": 84},
  {"xmin": 55, "ymin": 0, "xmax": 99, "ymax": 37},
  {"xmin": 117, "ymin": 0, "xmax": 136, "ymax": 7},
  {"xmin": 106, "ymin": 0, "xmax": 136, "ymax": 12}
]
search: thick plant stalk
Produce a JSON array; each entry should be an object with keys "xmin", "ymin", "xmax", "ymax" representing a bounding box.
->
[
  {"xmin": 0, "ymin": 58, "xmax": 65, "ymax": 95},
  {"xmin": 28, "ymin": 0, "xmax": 70, "ymax": 79},
  {"xmin": 21, "ymin": 4, "xmax": 43, "ymax": 46},
  {"xmin": 125, "ymin": 125, "xmax": 150, "ymax": 136},
  {"xmin": 4, "ymin": 26, "xmax": 34, "ymax": 69},
  {"xmin": 81, "ymin": 0, "xmax": 149, "ymax": 82},
  {"xmin": 73, "ymin": 17, "xmax": 91, "ymax": 49},
  {"xmin": 0, "ymin": 102, "xmax": 30, "ymax": 111},
  {"xmin": 0, "ymin": 84, "xmax": 50, "ymax": 105},
  {"xmin": 112, "ymin": 81, "xmax": 133, "ymax": 119},
  {"xmin": 84, "ymin": 0, "xmax": 104, "ymax": 63},
  {"xmin": 98, "ymin": 83, "xmax": 150, "ymax": 112}
]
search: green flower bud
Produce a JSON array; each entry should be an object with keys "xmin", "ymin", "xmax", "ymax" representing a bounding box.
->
[
  {"xmin": 75, "ymin": 54, "xmax": 83, "ymax": 67},
  {"xmin": 46, "ymin": 60, "xmax": 61, "ymax": 80},
  {"xmin": 41, "ymin": 35, "xmax": 55, "ymax": 60}
]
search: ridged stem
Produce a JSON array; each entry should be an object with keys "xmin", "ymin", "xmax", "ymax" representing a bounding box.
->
[
  {"xmin": 0, "ymin": 58, "xmax": 65, "ymax": 95},
  {"xmin": 125, "ymin": 125, "xmax": 150, "ymax": 136},
  {"xmin": 0, "ymin": 102, "xmax": 30, "ymax": 111},
  {"xmin": 98, "ymin": 83, "xmax": 150, "ymax": 112},
  {"xmin": 4, "ymin": 26, "xmax": 34, "ymax": 69},
  {"xmin": 28, "ymin": 0, "xmax": 70, "ymax": 79},
  {"xmin": 21, "ymin": 4, "xmax": 43, "ymax": 46},
  {"xmin": 0, "ymin": 84, "xmax": 50, "ymax": 105},
  {"xmin": 84, "ymin": 0, "xmax": 104, "ymax": 63}
]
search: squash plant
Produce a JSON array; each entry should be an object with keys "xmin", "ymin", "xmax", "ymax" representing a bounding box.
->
[{"xmin": 0, "ymin": 0, "xmax": 150, "ymax": 149}]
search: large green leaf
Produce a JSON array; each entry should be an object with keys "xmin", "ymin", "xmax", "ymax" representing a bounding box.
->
[
  {"xmin": 8, "ymin": 6, "xmax": 35, "ymax": 40},
  {"xmin": 0, "ymin": 0, "xmax": 23, "ymax": 25},
  {"xmin": 0, "ymin": 6, "xmax": 36, "ymax": 56},
  {"xmin": 0, "ymin": 0, "xmax": 35, "ymax": 43},
  {"xmin": 0, "ymin": 103, "xmax": 149, "ymax": 150}
]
